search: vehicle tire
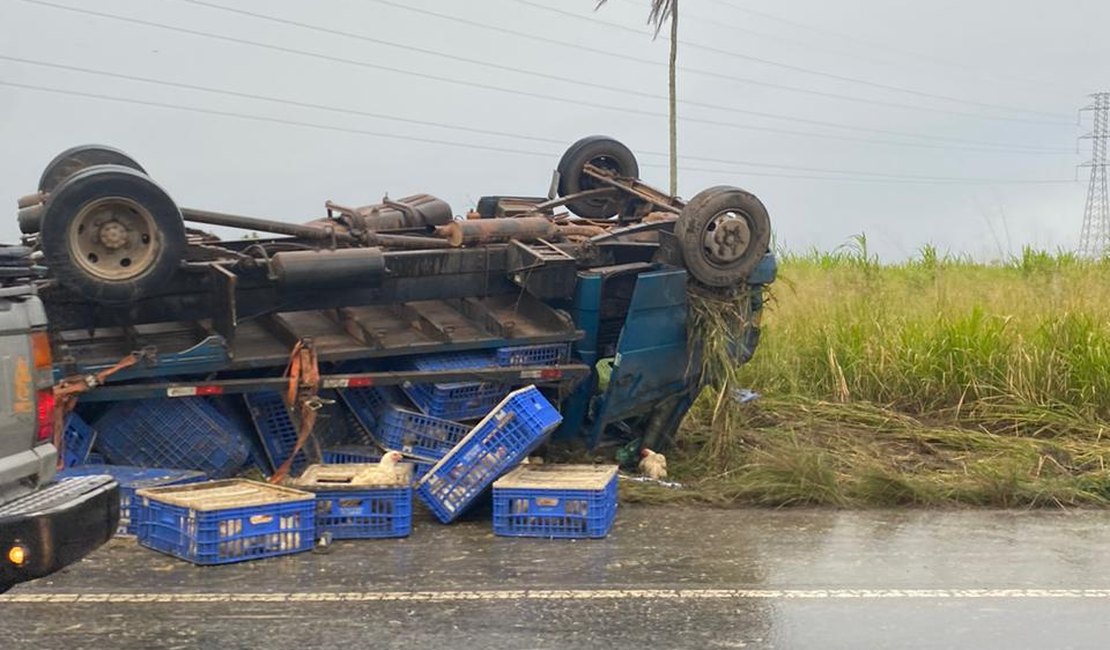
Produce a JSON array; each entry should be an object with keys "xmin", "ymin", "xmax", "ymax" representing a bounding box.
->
[
  {"xmin": 39, "ymin": 164, "xmax": 186, "ymax": 303},
  {"xmin": 556, "ymin": 136, "xmax": 639, "ymax": 219},
  {"xmin": 673, "ymin": 186, "xmax": 771, "ymax": 288},
  {"xmin": 38, "ymin": 145, "xmax": 146, "ymax": 195}
]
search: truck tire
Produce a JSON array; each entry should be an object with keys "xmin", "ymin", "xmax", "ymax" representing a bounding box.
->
[
  {"xmin": 39, "ymin": 164, "xmax": 186, "ymax": 303},
  {"xmin": 556, "ymin": 136, "xmax": 639, "ymax": 219},
  {"xmin": 38, "ymin": 145, "xmax": 146, "ymax": 195},
  {"xmin": 674, "ymin": 186, "xmax": 771, "ymax": 288}
]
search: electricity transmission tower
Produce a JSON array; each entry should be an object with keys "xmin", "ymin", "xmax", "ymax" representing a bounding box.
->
[{"xmin": 1079, "ymin": 92, "xmax": 1110, "ymax": 257}]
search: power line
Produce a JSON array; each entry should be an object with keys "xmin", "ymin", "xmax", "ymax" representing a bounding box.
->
[
  {"xmin": 178, "ymin": 0, "xmax": 1072, "ymax": 135},
  {"xmin": 0, "ymin": 54, "xmax": 565, "ymax": 148},
  {"xmin": 0, "ymin": 52, "xmax": 1080, "ymax": 182},
  {"xmin": 514, "ymin": 0, "xmax": 1071, "ymax": 120},
  {"xmin": 699, "ymin": 0, "xmax": 1071, "ymax": 92},
  {"xmin": 0, "ymin": 79, "xmax": 556, "ymax": 159},
  {"xmin": 18, "ymin": 0, "xmax": 1072, "ymax": 155},
  {"xmin": 362, "ymin": 0, "xmax": 1064, "ymax": 126},
  {"xmin": 0, "ymin": 79, "xmax": 1077, "ymax": 186}
]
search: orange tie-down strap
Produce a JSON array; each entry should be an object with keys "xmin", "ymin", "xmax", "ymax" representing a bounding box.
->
[
  {"xmin": 270, "ymin": 339, "xmax": 321, "ymax": 484},
  {"xmin": 52, "ymin": 352, "xmax": 143, "ymax": 469}
]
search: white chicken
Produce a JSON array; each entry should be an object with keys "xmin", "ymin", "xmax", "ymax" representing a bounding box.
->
[
  {"xmin": 376, "ymin": 450, "xmax": 408, "ymax": 482},
  {"xmin": 638, "ymin": 448, "xmax": 668, "ymax": 480},
  {"xmin": 379, "ymin": 450, "xmax": 404, "ymax": 470}
]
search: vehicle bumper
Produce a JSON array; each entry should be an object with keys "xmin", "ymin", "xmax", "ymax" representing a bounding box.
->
[{"xmin": 0, "ymin": 475, "xmax": 119, "ymax": 590}]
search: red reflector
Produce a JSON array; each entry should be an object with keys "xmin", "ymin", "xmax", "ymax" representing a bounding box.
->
[
  {"xmin": 36, "ymin": 389, "xmax": 55, "ymax": 442},
  {"xmin": 540, "ymin": 369, "xmax": 562, "ymax": 380},
  {"xmin": 346, "ymin": 377, "xmax": 374, "ymax": 388},
  {"xmin": 195, "ymin": 386, "xmax": 223, "ymax": 396}
]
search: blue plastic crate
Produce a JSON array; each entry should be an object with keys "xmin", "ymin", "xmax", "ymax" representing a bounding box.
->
[
  {"xmin": 94, "ymin": 398, "xmax": 250, "ymax": 478},
  {"xmin": 379, "ymin": 406, "xmax": 470, "ymax": 461},
  {"xmin": 293, "ymin": 464, "xmax": 412, "ymax": 539},
  {"xmin": 62, "ymin": 413, "xmax": 97, "ymax": 468},
  {"xmin": 402, "ymin": 382, "xmax": 509, "ymax": 422},
  {"xmin": 322, "ymin": 445, "xmax": 382, "ymax": 464},
  {"xmin": 59, "ymin": 465, "xmax": 207, "ymax": 535},
  {"xmin": 413, "ymin": 460, "xmax": 434, "ymax": 481},
  {"xmin": 496, "ymin": 343, "xmax": 571, "ymax": 367},
  {"xmin": 492, "ymin": 465, "xmax": 618, "ymax": 539},
  {"xmin": 245, "ymin": 392, "xmax": 308, "ymax": 476},
  {"xmin": 137, "ymin": 479, "xmax": 315, "ymax": 565},
  {"xmin": 341, "ymin": 386, "xmax": 470, "ymax": 459},
  {"xmin": 310, "ymin": 487, "xmax": 412, "ymax": 539},
  {"xmin": 417, "ymin": 386, "xmax": 562, "ymax": 523},
  {"xmin": 338, "ymin": 386, "xmax": 388, "ymax": 434},
  {"xmin": 208, "ymin": 395, "xmax": 271, "ymax": 475},
  {"xmin": 400, "ymin": 352, "xmax": 509, "ymax": 421},
  {"xmin": 85, "ymin": 451, "xmax": 106, "ymax": 464}
]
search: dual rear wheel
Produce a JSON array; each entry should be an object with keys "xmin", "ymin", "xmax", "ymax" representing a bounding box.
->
[{"xmin": 35, "ymin": 146, "xmax": 185, "ymax": 302}]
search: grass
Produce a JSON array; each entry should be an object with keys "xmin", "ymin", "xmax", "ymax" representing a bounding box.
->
[{"xmin": 632, "ymin": 240, "xmax": 1110, "ymax": 508}]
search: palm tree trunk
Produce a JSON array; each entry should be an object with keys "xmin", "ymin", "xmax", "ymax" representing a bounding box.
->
[{"xmin": 668, "ymin": 0, "xmax": 678, "ymax": 196}]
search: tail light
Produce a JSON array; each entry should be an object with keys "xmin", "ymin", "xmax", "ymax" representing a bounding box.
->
[
  {"xmin": 36, "ymin": 388, "xmax": 55, "ymax": 442},
  {"xmin": 32, "ymin": 331, "xmax": 55, "ymax": 443},
  {"xmin": 31, "ymin": 332, "xmax": 52, "ymax": 370}
]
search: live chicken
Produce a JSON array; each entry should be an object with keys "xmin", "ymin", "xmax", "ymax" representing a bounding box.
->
[{"xmin": 638, "ymin": 448, "xmax": 668, "ymax": 480}]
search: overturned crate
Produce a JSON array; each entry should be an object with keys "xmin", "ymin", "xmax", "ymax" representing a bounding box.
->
[
  {"xmin": 492, "ymin": 465, "xmax": 618, "ymax": 539},
  {"xmin": 341, "ymin": 386, "xmax": 469, "ymax": 461},
  {"xmin": 59, "ymin": 465, "xmax": 207, "ymax": 535},
  {"xmin": 94, "ymin": 398, "xmax": 250, "ymax": 478},
  {"xmin": 400, "ymin": 352, "xmax": 509, "ymax": 421},
  {"xmin": 136, "ymin": 479, "xmax": 315, "ymax": 565},
  {"xmin": 244, "ymin": 392, "xmax": 309, "ymax": 476},
  {"xmin": 61, "ymin": 413, "xmax": 97, "ymax": 468},
  {"xmin": 292, "ymin": 463, "xmax": 413, "ymax": 540},
  {"xmin": 417, "ymin": 386, "xmax": 561, "ymax": 523}
]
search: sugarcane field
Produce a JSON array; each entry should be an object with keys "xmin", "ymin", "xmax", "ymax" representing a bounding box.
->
[{"xmin": 2, "ymin": 2, "xmax": 1109, "ymax": 649}]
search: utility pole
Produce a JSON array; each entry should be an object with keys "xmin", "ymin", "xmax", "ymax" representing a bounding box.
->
[{"xmin": 1079, "ymin": 92, "xmax": 1110, "ymax": 258}]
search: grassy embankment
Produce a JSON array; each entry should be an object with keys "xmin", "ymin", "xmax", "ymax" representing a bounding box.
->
[{"xmin": 625, "ymin": 239, "xmax": 1110, "ymax": 507}]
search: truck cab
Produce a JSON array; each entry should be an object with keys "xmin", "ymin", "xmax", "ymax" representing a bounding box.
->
[{"xmin": 0, "ymin": 253, "xmax": 118, "ymax": 592}]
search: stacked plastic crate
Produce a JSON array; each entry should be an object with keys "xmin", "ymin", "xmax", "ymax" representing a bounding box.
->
[
  {"xmin": 492, "ymin": 465, "xmax": 619, "ymax": 539},
  {"xmin": 136, "ymin": 479, "xmax": 316, "ymax": 565},
  {"xmin": 292, "ymin": 463, "xmax": 413, "ymax": 539}
]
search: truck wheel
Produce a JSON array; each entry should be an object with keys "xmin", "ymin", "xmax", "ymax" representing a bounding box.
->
[
  {"xmin": 556, "ymin": 136, "xmax": 639, "ymax": 219},
  {"xmin": 40, "ymin": 164, "xmax": 186, "ymax": 303},
  {"xmin": 38, "ymin": 145, "xmax": 146, "ymax": 194},
  {"xmin": 674, "ymin": 186, "xmax": 771, "ymax": 288}
]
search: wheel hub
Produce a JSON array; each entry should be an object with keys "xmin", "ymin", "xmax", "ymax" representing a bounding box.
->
[
  {"xmin": 704, "ymin": 211, "xmax": 751, "ymax": 264},
  {"xmin": 97, "ymin": 220, "xmax": 129, "ymax": 250},
  {"xmin": 67, "ymin": 197, "xmax": 159, "ymax": 281}
]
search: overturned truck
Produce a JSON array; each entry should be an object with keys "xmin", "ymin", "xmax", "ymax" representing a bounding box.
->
[{"xmin": 17, "ymin": 137, "xmax": 775, "ymax": 473}]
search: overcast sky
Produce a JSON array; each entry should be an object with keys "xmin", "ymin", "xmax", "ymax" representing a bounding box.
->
[{"xmin": 1, "ymin": 0, "xmax": 1107, "ymax": 260}]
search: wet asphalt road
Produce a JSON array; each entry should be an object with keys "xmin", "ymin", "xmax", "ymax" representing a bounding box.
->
[{"xmin": 4, "ymin": 505, "xmax": 1110, "ymax": 649}]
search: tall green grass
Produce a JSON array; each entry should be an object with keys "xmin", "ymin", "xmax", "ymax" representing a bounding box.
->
[{"xmin": 633, "ymin": 242, "xmax": 1110, "ymax": 507}]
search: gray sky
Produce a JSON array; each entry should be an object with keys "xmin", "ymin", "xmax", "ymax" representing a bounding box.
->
[{"xmin": 1, "ymin": 0, "xmax": 1106, "ymax": 260}]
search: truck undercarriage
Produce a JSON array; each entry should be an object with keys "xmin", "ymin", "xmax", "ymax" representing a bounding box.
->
[{"xmin": 16, "ymin": 136, "xmax": 776, "ymax": 467}]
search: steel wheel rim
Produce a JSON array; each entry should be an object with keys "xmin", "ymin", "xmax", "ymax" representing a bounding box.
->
[
  {"xmin": 68, "ymin": 196, "xmax": 159, "ymax": 281},
  {"xmin": 701, "ymin": 208, "xmax": 753, "ymax": 267}
]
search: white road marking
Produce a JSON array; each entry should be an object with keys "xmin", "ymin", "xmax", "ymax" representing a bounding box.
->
[{"xmin": 2, "ymin": 588, "xmax": 1109, "ymax": 604}]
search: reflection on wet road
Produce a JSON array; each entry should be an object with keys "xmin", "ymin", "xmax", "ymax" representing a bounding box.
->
[{"xmin": 5, "ymin": 506, "xmax": 1110, "ymax": 648}]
